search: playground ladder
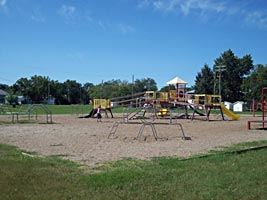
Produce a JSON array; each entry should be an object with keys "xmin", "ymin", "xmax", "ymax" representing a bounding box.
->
[
  {"xmin": 108, "ymin": 121, "xmax": 120, "ymax": 138},
  {"xmin": 0, "ymin": 104, "xmax": 52, "ymax": 123},
  {"xmin": 137, "ymin": 122, "xmax": 158, "ymax": 141},
  {"xmin": 0, "ymin": 104, "xmax": 35, "ymax": 123},
  {"xmin": 31, "ymin": 104, "xmax": 53, "ymax": 124}
]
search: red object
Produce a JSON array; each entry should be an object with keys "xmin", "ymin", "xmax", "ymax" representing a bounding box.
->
[
  {"xmin": 262, "ymin": 87, "xmax": 267, "ymax": 128},
  {"xmin": 248, "ymin": 87, "xmax": 267, "ymax": 130}
]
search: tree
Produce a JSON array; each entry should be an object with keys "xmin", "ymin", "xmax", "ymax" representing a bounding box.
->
[
  {"xmin": 242, "ymin": 64, "xmax": 267, "ymax": 102},
  {"xmin": 49, "ymin": 80, "xmax": 65, "ymax": 105},
  {"xmin": 194, "ymin": 64, "xmax": 214, "ymax": 94},
  {"xmin": 83, "ymin": 82, "xmax": 95, "ymax": 104},
  {"xmin": 12, "ymin": 78, "xmax": 31, "ymax": 103},
  {"xmin": 5, "ymin": 93, "xmax": 18, "ymax": 106},
  {"xmin": 134, "ymin": 78, "xmax": 157, "ymax": 93},
  {"xmin": 160, "ymin": 85, "xmax": 175, "ymax": 92},
  {"xmin": 7, "ymin": 75, "xmax": 160, "ymax": 105},
  {"xmin": 88, "ymin": 79, "xmax": 132, "ymax": 100},
  {"xmin": 213, "ymin": 49, "xmax": 254, "ymax": 102},
  {"xmin": 195, "ymin": 64, "xmax": 214, "ymax": 94},
  {"xmin": 118, "ymin": 80, "xmax": 132, "ymax": 97},
  {"xmin": 30, "ymin": 75, "xmax": 50, "ymax": 103},
  {"xmin": 62, "ymin": 80, "xmax": 82, "ymax": 104},
  {"xmin": 0, "ymin": 83, "xmax": 9, "ymax": 91}
]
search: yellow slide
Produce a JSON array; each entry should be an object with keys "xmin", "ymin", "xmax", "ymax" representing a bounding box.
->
[{"xmin": 220, "ymin": 104, "xmax": 240, "ymax": 120}]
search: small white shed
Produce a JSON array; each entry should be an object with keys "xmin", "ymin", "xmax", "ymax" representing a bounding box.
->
[
  {"xmin": 223, "ymin": 101, "xmax": 233, "ymax": 110},
  {"xmin": 47, "ymin": 97, "xmax": 55, "ymax": 105},
  {"xmin": 233, "ymin": 101, "xmax": 244, "ymax": 112}
]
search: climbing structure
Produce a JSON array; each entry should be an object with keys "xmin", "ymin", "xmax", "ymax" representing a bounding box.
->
[{"xmin": 248, "ymin": 87, "xmax": 267, "ymax": 130}]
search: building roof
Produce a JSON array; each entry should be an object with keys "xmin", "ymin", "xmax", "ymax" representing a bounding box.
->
[
  {"xmin": 167, "ymin": 76, "xmax": 187, "ymax": 85},
  {"xmin": 0, "ymin": 89, "xmax": 8, "ymax": 96}
]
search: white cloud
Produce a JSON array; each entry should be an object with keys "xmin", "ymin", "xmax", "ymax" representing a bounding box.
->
[
  {"xmin": 98, "ymin": 20, "xmax": 107, "ymax": 30},
  {"xmin": 137, "ymin": 0, "xmax": 151, "ymax": 8},
  {"xmin": 153, "ymin": 1, "xmax": 164, "ymax": 10},
  {"xmin": 117, "ymin": 23, "xmax": 135, "ymax": 34},
  {"xmin": 95, "ymin": 20, "xmax": 136, "ymax": 34},
  {"xmin": 58, "ymin": 4, "xmax": 76, "ymax": 19},
  {"xmin": 84, "ymin": 12, "xmax": 136, "ymax": 34},
  {"xmin": 180, "ymin": 0, "xmax": 226, "ymax": 15},
  {"xmin": 246, "ymin": 11, "xmax": 267, "ymax": 29},
  {"xmin": 31, "ymin": 8, "xmax": 45, "ymax": 22},
  {"xmin": 139, "ymin": 0, "xmax": 227, "ymax": 15},
  {"xmin": 137, "ymin": 0, "xmax": 267, "ymax": 29},
  {"xmin": 0, "ymin": 0, "xmax": 7, "ymax": 7},
  {"xmin": 0, "ymin": 0, "xmax": 8, "ymax": 13}
]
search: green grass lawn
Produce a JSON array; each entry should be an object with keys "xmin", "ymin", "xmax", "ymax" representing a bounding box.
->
[{"xmin": 1, "ymin": 141, "xmax": 267, "ymax": 200}]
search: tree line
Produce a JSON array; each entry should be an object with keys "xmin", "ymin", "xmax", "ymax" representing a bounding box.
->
[
  {"xmin": 195, "ymin": 49, "xmax": 267, "ymax": 103},
  {"xmin": 1, "ymin": 49, "xmax": 266, "ymax": 105},
  {"xmin": 0, "ymin": 76, "xmax": 157, "ymax": 105}
]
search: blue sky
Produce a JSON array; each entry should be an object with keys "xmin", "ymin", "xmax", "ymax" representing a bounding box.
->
[{"xmin": 1, "ymin": 0, "xmax": 267, "ymax": 89}]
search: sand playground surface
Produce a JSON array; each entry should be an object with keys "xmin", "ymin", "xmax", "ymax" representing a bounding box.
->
[{"xmin": 0, "ymin": 113, "xmax": 267, "ymax": 167}]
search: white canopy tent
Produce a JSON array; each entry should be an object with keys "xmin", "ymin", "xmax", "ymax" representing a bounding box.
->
[{"xmin": 167, "ymin": 77, "xmax": 187, "ymax": 85}]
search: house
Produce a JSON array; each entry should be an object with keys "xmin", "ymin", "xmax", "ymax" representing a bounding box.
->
[
  {"xmin": 47, "ymin": 96, "xmax": 55, "ymax": 105},
  {"xmin": 17, "ymin": 96, "xmax": 25, "ymax": 104},
  {"xmin": 233, "ymin": 101, "xmax": 244, "ymax": 112},
  {"xmin": 0, "ymin": 89, "xmax": 8, "ymax": 104},
  {"xmin": 223, "ymin": 101, "xmax": 233, "ymax": 110}
]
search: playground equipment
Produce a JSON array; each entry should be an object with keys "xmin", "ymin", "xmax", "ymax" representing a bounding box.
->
[
  {"xmin": 0, "ymin": 104, "xmax": 52, "ymax": 123},
  {"xmin": 122, "ymin": 107, "xmax": 147, "ymax": 123},
  {"xmin": 141, "ymin": 91, "xmax": 239, "ymax": 121},
  {"xmin": 248, "ymin": 87, "xmax": 267, "ymax": 130},
  {"xmin": 109, "ymin": 101, "xmax": 188, "ymax": 141},
  {"xmin": 192, "ymin": 94, "xmax": 240, "ymax": 120},
  {"xmin": 130, "ymin": 77, "xmax": 240, "ymax": 121},
  {"xmin": 167, "ymin": 76, "xmax": 187, "ymax": 102},
  {"xmin": 220, "ymin": 104, "xmax": 240, "ymax": 120},
  {"xmin": 76, "ymin": 75, "xmax": 240, "ymax": 122},
  {"xmin": 82, "ymin": 99, "xmax": 113, "ymax": 118},
  {"xmin": 108, "ymin": 119, "xmax": 187, "ymax": 141},
  {"xmin": 93, "ymin": 76, "xmax": 243, "ymax": 142},
  {"xmin": 111, "ymin": 92, "xmax": 146, "ymax": 107}
]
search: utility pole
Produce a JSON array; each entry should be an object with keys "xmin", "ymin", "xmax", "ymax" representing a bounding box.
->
[
  {"xmin": 215, "ymin": 65, "xmax": 226, "ymax": 96},
  {"xmin": 132, "ymin": 75, "xmax": 134, "ymax": 98},
  {"xmin": 101, "ymin": 80, "xmax": 104, "ymax": 99},
  {"xmin": 80, "ymin": 87, "xmax": 82, "ymax": 104},
  {"xmin": 132, "ymin": 75, "xmax": 134, "ymax": 108}
]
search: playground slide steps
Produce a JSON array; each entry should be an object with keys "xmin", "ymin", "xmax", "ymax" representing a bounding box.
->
[{"xmin": 123, "ymin": 108, "xmax": 146, "ymax": 121}]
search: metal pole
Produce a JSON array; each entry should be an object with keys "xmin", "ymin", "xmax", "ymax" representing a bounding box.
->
[
  {"xmin": 262, "ymin": 87, "xmax": 266, "ymax": 128},
  {"xmin": 219, "ymin": 71, "xmax": 222, "ymax": 96},
  {"xmin": 213, "ymin": 73, "xmax": 216, "ymax": 95},
  {"xmin": 215, "ymin": 65, "xmax": 226, "ymax": 96},
  {"xmin": 132, "ymin": 75, "xmax": 134, "ymax": 98},
  {"xmin": 132, "ymin": 75, "xmax": 134, "ymax": 107}
]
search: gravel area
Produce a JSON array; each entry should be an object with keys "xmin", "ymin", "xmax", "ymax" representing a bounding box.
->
[{"xmin": 0, "ymin": 114, "xmax": 267, "ymax": 167}]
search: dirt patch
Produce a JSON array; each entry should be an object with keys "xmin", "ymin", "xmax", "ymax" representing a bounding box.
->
[{"xmin": 0, "ymin": 114, "xmax": 267, "ymax": 167}]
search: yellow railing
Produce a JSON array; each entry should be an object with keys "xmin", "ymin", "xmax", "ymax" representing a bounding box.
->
[
  {"xmin": 194, "ymin": 94, "xmax": 221, "ymax": 105},
  {"xmin": 169, "ymin": 90, "xmax": 176, "ymax": 99},
  {"xmin": 93, "ymin": 99, "xmax": 111, "ymax": 109},
  {"xmin": 144, "ymin": 91, "xmax": 168, "ymax": 102}
]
